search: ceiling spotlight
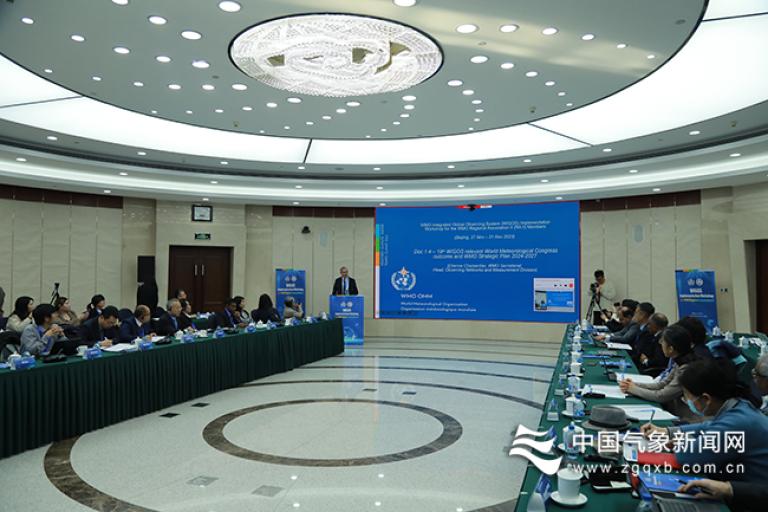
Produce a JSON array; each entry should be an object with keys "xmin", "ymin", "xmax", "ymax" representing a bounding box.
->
[
  {"xmin": 467, "ymin": 127, "xmax": 474, "ymax": 131},
  {"xmin": 629, "ymin": 169, "xmax": 639, "ymax": 173},
  {"xmin": 242, "ymin": 106, "xmax": 253, "ymax": 111},
  {"xmin": 616, "ymin": 43, "xmax": 627, "ymax": 49},
  {"xmin": 112, "ymin": 0, "xmax": 129, "ymax": 5},
  {"xmin": 346, "ymin": 101, "xmax": 361, "ymax": 107},
  {"xmin": 557, "ymin": 91, "xmax": 566, "ymax": 96},
  {"xmin": 403, "ymin": 104, "xmax": 415, "ymax": 110},
  {"xmin": 393, "ymin": 121, "xmax": 400, "ymax": 125},
  {"xmin": 555, "ymin": 196, "xmax": 563, "ymax": 200},
  {"xmin": 475, "ymin": 108, "xmax": 484, "ymax": 113},
  {"xmin": 148, "ymin": 15, "xmax": 167, "ymax": 25},
  {"xmin": 565, "ymin": 102, "xmax": 573, "ymax": 107},
  {"xmin": 652, "ymin": 188, "xmax": 661, "ymax": 192},
  {"xmin": 462, "ymin": 89, "xmax": 474, "ymax": 96},
  {"xmin": 689, "ymin": 130, "xmax": 701, "ymax": 135},
  {"xmin": 402, "ymin": 95, "xmax": 416, "ymax": 101},
  {"xmin": 448, "ymin": 80, "xmax": 463, "ymax": 87},
  {"xmin": 373, "ymin": 167, "xmax": 381, "ymax": 170},
  {"xmin": 541, "ymin": 179, "xmax": 549, "ymax": 183},
  {"xmin": 602, "ymin": 148, "xmax": 612, "ymax": 152},
  {"xmin": 284, "ymin": 125, "xmax": 291, "ymax": 130},
  {"xmin": 202, "ymin": 84, "xmax": 215, "ymax": 91},
  {"xmin": 192, "ymin": 60, "xmax": 210, "ymax": 69},
  {"xmin": 447, "ymin": 165, "xmax": 455, "ymax": 169},
  {"xmin": 137, "ymin": 151, "xmax": 147, "ymax": 156},
  {"xmin": 365, "ymin": 135, "xmax": 371, "ymax": 138},
  {"xmin": 400, "ymin": 113, "xmax": 410, "ymax": 118},
  {"xmin": 16, "ymin": 157, "xmax": 27, "ymax": 162},
  {"xmin": 380, "ymin": 128, "xmax": 388, "ymax": 132},
  {"xmin": 119, "ymin": 172, "xmax": 128, "ymax": 176},
  {"xmin": 92, "ymin": 76, "xmax": 102, "ymax": 81},
  {"xmin": 287, "ymin": 97, "xmax": 302, "ymax": 103},
  {"xmin": 473, "ymin": 118, "xmax": 480, "ymax": 122},
  {"xmin": 393, "ymin": 0, "xmax": 417, "ymax": 6},
  {"xmin": 156, "ymin": 55, "xmax": 172, "ymax": 63},
  {"xmin": 336, "ymin": 108, "xmax": 347, "ymax": 114},
  {"xmin": 456, "ymin": 24, "xmax": 478, "ymax": 34},
  {"xmin": 525, "ymin": 71, "xmax": 538, "ymax": 78},
  {"xmin": 379, "ymin": 203, "xmax": 387, "ymax": 206},
  {"xmin": 150, "ymin": 110, "xmax": 158, "ymax": 114},
  {"xmin": 21, "ymin": 17, "xmax": 34, "ymax": 25},
  {"xmin": 181, "ymin": 30, "xmax": 202, "ymax": 40},
  {"xmin": 265, "ymin": 102, "xmax": 277, "ymax": 108},
  {"xmin": 259, "ymin": 130, "xmax": 265, "ymax": 133},
  {"xmin": 185, "ymin": 110, "xmax": 193, "ymax": 114},
  {"xmin": 71, "ymin": 34, "xmax": 86, "ymax": 42},
  {"xmin": 232, "ymin": 83, "xmax": 248, "ymax": 91},
  {"xmin": 545, "ymin": 80, "xmax": 555, "ymax": 86},
  {"xmin": 322, "ymin": 115, "xmax": 332, "ymax": 120},
  {"xmin": 470, "ymin": 55, "xmax": 488, "ymax": 64},
  {"xmin": 103, "ymin": 190, "xmax": 112, "ymax": 194},
  {"xmin": 542, "ymin": 27, "xmax": 558, "ymax": 36},
  {"xmin": 647, "ymin": 54, "xmax": 656, "ymax": 59},
  {"xmin": 729, "ymin": 153, "xmax": 741, "ymax": 157},
  {"xmin": 218, "ymin": 1, "xmax": 242, "ymax": 12},
  {"xmin": 376, "ymin": 186, "xmax": 384, "ymax": 190},
  {"xmin": 295, "ymin": 185, "xmax": 303, "ymax": 189},
  {"xmin": 499, "ymin": 24, "xmax": 519, "ymax": 33},
  {"xmin": 168, "ymin": 83, "xmax": 181, "ymax": 90},
  {"xmin": 297, "ymin": 166, "xmax": 305, "ymax": 170},
  {"xmin": 581, "ymin": 33, "xmax": 595, "ymax": 41},
  {"xmin": 44, "ymin": 68, "xmax": 53, "ymax": 74},
  {"xmin": 220, "ymin": 161, "xmax": 228, "ymax": 165},
  {"xmin": 214, "ymin": 108, "xmax": 224, "ymax": 113},
  {"xmin": 202, "ymin": 198, "xmax": 210, "ymax": 202},
  {"xmin": 210, "ymin": 180, "xmax": 219, "ymax": 184},
  {"xmin": 523, "ymin": 158, "xmax": 532, "ymax": 163},
  {"xmin": 305, "ymin": 121, "xmax": 314, "ymax": 125},
  {"xmin": 472, "ymin": 99, "xmax": 482, "ymax": 105},
  {"xmin": 46, "ymin": 135, "xmax": 58, "ymax": 141},
  {"xmin": 500, "ymin": 62, "xmax": 515, "ymax": 70},
  {"xmin": 457, "ymin": 184, "xmax": 465, "ymax": 188},
  {"xmin": 133, "ymin": 81, "xmax": 144, "ymax": 87}
]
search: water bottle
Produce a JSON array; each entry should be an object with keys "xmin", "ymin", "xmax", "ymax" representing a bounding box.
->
[
  {"xmin": 618, "ymin": 359, "xmax": 627, "ymax": 378},
  {"xmin": 573, "ymin": 392, "xmax": 585, "ymax": 418},
  {"xmin": 547, "ymin": 398, "xmax": 559, "ymax": 421},
  {"xmin": 563, "ymin": 422, "xmax": 579, "ymax": 460},
  {"xmin": 555, "ymin": 375, "xmax": 565, "ymax": 396}
]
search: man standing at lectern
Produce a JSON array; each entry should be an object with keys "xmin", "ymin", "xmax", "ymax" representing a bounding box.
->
[{"xmin": 332, "ymin": 266, "xmax": 359, "ymax": 296}]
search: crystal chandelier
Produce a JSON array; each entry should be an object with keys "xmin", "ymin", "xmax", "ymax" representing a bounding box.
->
[{"xmin": 230, "ymin": 14, "xmax": 443, "ymax": 97}]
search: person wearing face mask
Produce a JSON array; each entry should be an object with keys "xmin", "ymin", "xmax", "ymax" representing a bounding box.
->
[
  {"xmin": 642, "ymin": 358, "xmax": 768, "ymax": 487},
  {"xmin": 751, "ymin": 354, "xmax": 768, "ymax": 415}
]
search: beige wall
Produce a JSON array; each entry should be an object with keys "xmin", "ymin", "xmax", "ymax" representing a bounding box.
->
[
  {"xmin": 120, "ymin": 198, "xmax": 156, "ymax": 307},
  {"xmin": 0, "ymin": 198, "xmax": 122, "ymax": 314}
]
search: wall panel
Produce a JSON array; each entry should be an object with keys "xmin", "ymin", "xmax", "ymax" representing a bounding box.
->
[
  {"xmin": 0, "ymin": 199, "xmax": 15, "ymax": 310},
  {"xmin": 41, "ymin": 203, "xmax": 71, "ymax": 304},
  {"xmin": 96, "ymin": 207, "xmax": 123, "ymax": 306},
  {"xmin": 68, "ymin": 205, "xmax": 98, "ymax": 313},
  {"xmin": 11, "ymin": 201, "xmax": 42, "ymax": 302},
  {"xmin": 627, "ymin": 212, "xmax": 652, "ymax": 302},
  {"xmin": 650, "ymin": 207, "xmax": 677, "ymax": 315}
]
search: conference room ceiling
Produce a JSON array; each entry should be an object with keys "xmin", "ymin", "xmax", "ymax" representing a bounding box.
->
[{"xmin": 1, "ymin": 0, "xmax": 768, "ymax": 203}]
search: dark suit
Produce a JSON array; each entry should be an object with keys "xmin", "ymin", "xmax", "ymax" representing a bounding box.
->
[
  {"xmin": 633, "ymin": 328, "xmax": 666, "ymax": 369},
  {"xmin": 212, "ymin": 310, "xmax": 237, "ymax": 329},
  {"xmin": 78, "ymin": 318, "xmax": 118, "ymax": 346},
  {"xmin": 156, "ymin": 313, "xmax": 180, "ymax": 336},
  {"xmin": 332, "ymin": 276, "xmax": 359, "ymax": 296},
  {"xmin": 118, "ymin": 317, "xmax": 148, "ymax": 343},
  {"xmin": 609, "ymin": 322, "xmax": 640, "ymax": 348},
  {"xmin": 178, "ymin": 313, "xmax": 193, "ymax": 331},
  {"xmin": 251, "ymin": 308, "xmax": 280, "ymax": 323}
]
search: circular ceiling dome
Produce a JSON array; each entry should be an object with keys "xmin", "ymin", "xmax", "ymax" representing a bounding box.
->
[{"xmin": 230, "ymin": 14, "xmax": 443, "ymax": 98}]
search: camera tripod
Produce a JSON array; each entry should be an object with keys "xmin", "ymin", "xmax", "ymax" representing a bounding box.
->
[{"xmin": 585, "ymin": 290, "xmax": 602, "ymax": 323}]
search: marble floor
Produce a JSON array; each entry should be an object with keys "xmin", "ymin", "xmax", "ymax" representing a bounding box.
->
[{"xmin": 0, "ymin": 337, "xmax": 557, "ymax": 512}]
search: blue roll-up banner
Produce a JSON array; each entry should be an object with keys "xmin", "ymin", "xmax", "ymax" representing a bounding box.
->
[
  {"xmin": 275, "ymin": 269, "xmax": 306, "ymax": 318},
  {"xmin": 675, "ymin": 269, "xmax": 718, "ymax": 333},
  {"xmin": 329, "ymin": 295, "xmax": 364, "ymax": 345}
]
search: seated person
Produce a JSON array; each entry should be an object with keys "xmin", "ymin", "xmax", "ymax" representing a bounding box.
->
[
  {"xmin": 212, "ymin": 298, "xmax": 247, "ymax": 329},
  {"xmin": 678, "ymin": 478, "xmax": 766, "ymax": 511},
  {"xmin": 594, "ymin": 306, "xmax": 635, "ymax": 342},
  {"xmin": 642, "ymin": 358, "xmax": 768, "ymax": 485},
  {"xmin": 156, "ymin": 299, "xmax": 183, "ymax": 336},
  {"xmin": 6, "ymin": 296, "xmax": 35, "ymax": 334},
  {"xmin": 82, "ymin": 294, "xmax": 107, "ymax": 322},
  {"xmin": 77, "ymin": 306, "xmax": 118, "ymax": 347},
  {"xmin": 634, "ymin": 312, "xmax": 668, "ymax": 372},
  {"xmin": 118, "ymin": 305, "xmax": 151, "ymax": 342},
  {"xmin": 677, "ymin": 315, "xmax": 712, "ymax": 359},
  {"xmin": 177, "ymin": 299, "xmax": 195, "ymax": 331},
  {"xmin": 51, "ymin": 296, "xmax": 80, "ymax": 327},
  {"xmin": 251, "ymin": 294, "xmax": 280, "ymax": 323},
  {"xmin": 602, "ymin": 302, "xmax": 623, "ymax": 332},
  {"xmin": 282, "ymin": 297, "xmax": 304, "ymax": 320},
  {"xmin": 752, "ymin": 354, "xmax": 768, "ymax": 415},
  {"xmin": 20, "ymin": 304, "xmax": 73, "ymax": 356},
  {"xmin": 234, "ymin": 296, "xmax": 251, "ymax": 324},
  {"xmin": 619, "ymin": 324, "xmax": 699, "ymax": 421}
]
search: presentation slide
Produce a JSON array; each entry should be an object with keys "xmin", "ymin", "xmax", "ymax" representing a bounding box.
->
[{"xmin": 374, "ymin": 202, "xmax": 580, "ymax": 322}]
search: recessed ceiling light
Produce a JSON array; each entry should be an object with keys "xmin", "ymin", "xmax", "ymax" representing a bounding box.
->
[
  {"xmin": 540, "ymin": 179, "xmax": 549, "ymax": 183},
  {"xmin": 192, "ymin": 60, "xmax": 210, "ymax": 69},
  {"xmin": 322, "ymin": 115, "xmax": 332, "ymax": 120},
  {"xmin": 119, "ymin": 172, "xmax": 128, "ymax": 176},
  {"xmin": 112, "ymin": 0, "xmax": 129, "ymax": 5},
  {"xmin": 393, "ymin": 121, "xmax": 400, "ymax": 125},
  {"xmin": 103, "ymin": 190, "xmax": 112, "ymax": 194},
  {"xmin": 266, "ymin": 102, "xmax": 278, "ymax": 108},
  {"xmin": 305, "ymin": 121, "xmax": 314, "ymax": 125},
  {"xmin": 730, "ymin": 153, "xmax": 741, "ymax": 157},
  {"xmin": 402, "ymin": 95, "xmax": 416, "ymax": 101},
  {"xmin": 473, "ymin": 118, "xmax": 480, "ymax": 122},
  {"xmin": 297, "ymin": 166, "xmax": 305, "ymax": 170},
  {"xmin": 150, "ymin": 109, "xmax": 158, "ymax": 114},
  {"xmin": 365, "ymin": 135, "xmax": 371, "ymax": 138},
  {"xmin": 218, "ymin": 1, "xmax": 242, "ymax": 12},
  {"xmin": 475, "ymin": 108, "xmax": 484, "ymax": 113},
  {"xmin": 16, "ymin": 157, "xmax": 27, "ymax": 162},
  {"xmin": 447, "ymin": 164, "xmax": 455, "ymax": 169},
  {"xmin": 210, "ymin": 180, "xmax": 219, "ymax": 184},
  {"xmin": 156, "ymin": 55, "xmax": 172, "ymax": 63},
  {"xmin": 181, "ymin": 30, "xmax": 202, "ymax": 40},
  {"xmin": 616, "ymin": 43, "xmax": 627, "ymax": 49},
  {"xmin": 557, "ymin": 91, "xmax": 566, "ymax": 96},
  {"xmin": 214, "ymin": 108, "xmax": 223, "ymax": 113},
  {"xmin": 380, "ymin": 128, "xmax": 388, "ymax": 132},
  {"xmin": 379, "ymin": 203, "xmax": 387, "ymax": 206},
  {"xmin": 46, "ymin": 135, "xmax": 58, "ymax": 141},
  {"xmin": 456, "ymin": 24, "xmax": 478, "ymax": 34},
  {"xmin": 44, "ymin": 68, "xmax": 53, "ymax": 74},
  {"xmin": 462, "ymin": 89, "xmax": 474, "ymax": 96},
  {"xmin": 467, "ymin": 127, "xmax": 474, "ymax": 131},
  {"xmin": 403, "ymin": 104, "xmax": 415, "ymax": 110},
  {"xmin": 629, "ymin": 169, "xmax": 639, "ymax": 173},
  {"xmin": 137, "ymin": 151, "xmax": 147, "ymax": 156},
  {"xmin": 500, "ymin": 62, "xmax": 515, "ymax": 70},
  {"xmin": 284, "ymin": 125, "xmax": 291, "ymax": 130},
  {"xmin": 92, "ymin": 76, "xmax": 102, "ymax": 81},
  {"xmin": 21, "ymin": 17, "xmax": 34, "ymax": 25},
  {"xmin": 185, "ymin": 110, "xmax": 193, "ymax": 115},
  {"xmin": 373, "ymin": 167, "xmax": 381, "ymax": 170},
  {"xmin": 220, "ymin": 161, "xmax": 228, "ymax": 165},
  {"xmin": 293, "ymin": 201, "xmax": 300, "ymax": 205},
  {"xmin": 202, "ymin": 198, "xmax": 210, "ymax": 202},
  {"xmin": 499, "ymin": 24, "xmax": 519, "ymax": 33},
  {"xmin": 201, "ymin": 84, "xmax": 215, "ymax": 91},
  {"xmin": 346, "ymin": 101, "xmax": 361, "ymax": 107},
  {"xmin": 602, "ymin": 148, "xmax": 612, "ymax": 152},
  {"xmin": 376, "ymin": 186, "xmax": 384, "ymax": 190},
  {"xmin": 400, "ymin": 113, "xmax": 410, "ymax": 118},
  {"xmin": 472, "ymin": 99, "xmax": 482, "ymax": 105},
  {"xmin": 542, "ymin": 27, "xmax": 558, "ymax": 36},
  {"xmin": 287, "ymin": 97, "xmax": 302, "ymax": 104},
  {"xmin": 555, "ymin": 196, "xmax": 563, "ymax": 200},
  {"xmin": 336, "ymin": 108, "xmax": 347, "ymax": 114},
  {"xmin": 168, "ymin": 83, "xmax": 181, "ymax": 90},
  {"xmin": 71, "ymin": 34, "xmax": 85, "ymax": 42},
  {"xmin": 232, "ymin": 83, "xmax": 247, "ymax": 91},
  {"xmin": 647, "ymin": 54, "xmax": 656, "ymax": 59},
  {"xmin": 525, "ymin": 71, "xmax": 538, "ymax": 77},
  {"xmin": 457, "ymin": 184, "xmax": 465, "ymax": 188},
  {"xmin": 148, "ymin": 15, "xmax": 167, "ymax": 25},
  {"xmin": 295, "ymin": 185, "xmax": 303, "ymax": 189},
  {"xmin": 447, "ymin": 79, "xmax": 463, "ymax": 87},
  {"xmin": 545, "ymin": 80, "xmax": 555, "ymax": 86},
  {"xmin": 258, "ymin": 130, "xmax": 265, "ymax": 133},
  {"xmin": 581, "ymin": 33, "xmax": 595, "ymax": 41},
  {"xmin": 565, "ymin": 102, "xmax": 573, "ymax": 107},
  {"xmin": 133, "ymin": 81, "xmax": 144, "ymax": 87},
  {"xmin": 523, "ymin": 158, "xmax": 532, "ymax": 163},
  {"xmin": 470, "ymin": 55, "xmax": 488, "ymax": 64},
  {"xmin": 393, "ymin": 0, "xmax": 417, "ymax": 6},
  {"xmin": 689, "ymin": 130, "xmax": 701, "ymax": 135},
  {"xmin": 652, "ymin": 188, "xmax": 661, "ymax": 192},
  {"xmin": 242, "ymin": 106, "xmax": 253, "ymax": 111}
]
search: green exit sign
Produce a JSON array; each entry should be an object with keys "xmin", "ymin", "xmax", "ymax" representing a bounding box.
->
[{"xmin": 194, "ymin": 233, "xmax": 211, "ymax": 241}]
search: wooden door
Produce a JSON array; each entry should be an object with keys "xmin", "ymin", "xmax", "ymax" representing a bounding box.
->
[
  {"xmin": 168, "ymin": 246, "xmax": 232, "ymax": 313},
  {"xmin": 757, "ymin": 240, "xmax": 768, "ymax": 333}
]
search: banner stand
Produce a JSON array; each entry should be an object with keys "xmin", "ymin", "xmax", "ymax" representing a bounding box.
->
[
  {"xmin": 276, "ymin": 269, "xmax": 306, "ymax": 319},
  {"xmin": 675, "ymin": 269, "xmax": 718, "ymax": 333}
]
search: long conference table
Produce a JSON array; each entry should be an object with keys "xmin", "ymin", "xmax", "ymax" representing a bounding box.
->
[
  {"xmin": 0, "ymin": 319, "xmax": 344, "ymax": 459},
  {"xmin": 514, "ymin": 325, "xmax": 755, "ymax": 511}
]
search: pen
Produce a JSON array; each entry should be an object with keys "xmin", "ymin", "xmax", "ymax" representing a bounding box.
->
[{"xmin": 648, "ymin": 410, "xmax": 655, "ymax": 425}]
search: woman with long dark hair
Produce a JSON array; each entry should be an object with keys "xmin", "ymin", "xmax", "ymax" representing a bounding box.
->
[
  {"xmin": 234, "ymin": 296, "xmax": 252, "ymax": 324},
  {"xmin": 83, "ymin": 294, "xmax": 106, "ymax": 321},
  {"xmin": 51, "ymin": 296, "xmax": 80, "ymax": 326},
  {"xmin": 6, "ymin": 296, "xmax": 34, "ymax": 333},
  {"xmin": 251, "ymin": 294, "xmax": 280, "ymax": 323}
]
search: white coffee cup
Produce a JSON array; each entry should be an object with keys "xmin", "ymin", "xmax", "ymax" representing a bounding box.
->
[
  {"xmin": 77, "ymin": 345, "xmax": 88, "ymax": 356},
  {"xmin": 567, "ymin": 375, "xmax": 581, "ymax": 391},
  {"xmin": 570, "ymin": 361, "xmax": 582, "ymax": 375},
  {"xmin": 557, "ymin": 467, "xmax": 582, "ymax": 501},
  {"xmin": 570, "ymin": 351, "xmax": 582, "ymax": 363},
  {"xmin": 565, "ymin": 395, "xmax": 577, "ymax": 415}
]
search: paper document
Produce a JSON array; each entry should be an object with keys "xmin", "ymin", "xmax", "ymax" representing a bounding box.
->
[
  {"xmin": 150, "ymin": 336, "xmax": 166, "ymax": 342},
  {"xmin": 609, "ymin": 405, "xmax": 677, "ymax": 421},
  {"xmin": 581, "ymin": 384, "xmax": 627, "ymax": 399},
  {"xmin": 615, "ymin": 373, "xmax": 655, "ymax": 384},
  {"xmin": 605, "ymin": 342, "xmax": 633, "ymax": 350},
  {"xmin": 102, "ymin": 343, "xmax": 138, "ymax": 353}
]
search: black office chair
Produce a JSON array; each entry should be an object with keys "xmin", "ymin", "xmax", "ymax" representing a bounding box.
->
[
  {"xmin": 117, "ymin": 308, "xmax": 133, "ymax": 322},
  {"xmin": 0, "ymin": 331, "xmax": 21, "ymax": 362},
  {"xmin": 0, "ymin": 316, "xmax": 8, "ymax": 330}
]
